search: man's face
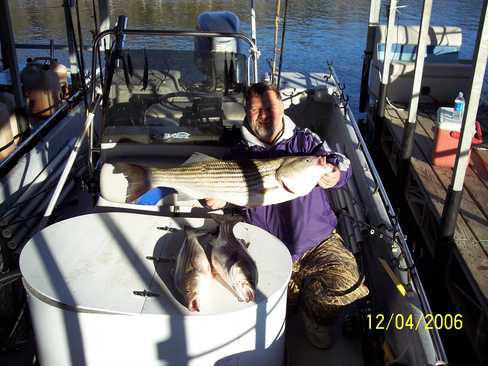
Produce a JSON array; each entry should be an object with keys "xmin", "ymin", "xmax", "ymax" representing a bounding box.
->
[{"xmin": 246, "ymin": 90, "xmax": 284, "ymax": 144}]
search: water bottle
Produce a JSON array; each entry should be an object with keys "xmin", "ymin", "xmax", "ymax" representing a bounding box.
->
[{"xmin": 454, "ymin": 91, "xmax": 465, "ymax": 121}]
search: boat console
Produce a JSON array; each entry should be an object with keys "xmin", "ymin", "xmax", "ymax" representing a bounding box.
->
[{"xmin": 100, "ymin": 49, "xmax": 247, "ymax": 158}]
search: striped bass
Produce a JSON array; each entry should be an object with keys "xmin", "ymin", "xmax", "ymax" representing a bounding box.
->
[
  {"xmin": 174, "ymin": 228, "xmax": 212, "ymax": 312},
  {"xmin": 101, "ymin": 153, "xmax": 332, "ymax": 207},
  {"xmin": 209, "ymin": 223, "xmax": 258, "ymax": 303}
]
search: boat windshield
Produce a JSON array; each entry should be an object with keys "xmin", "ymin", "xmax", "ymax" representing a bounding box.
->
[{"xmin": 101, "ymin": 48, "xmax": 248, "ymax": 145}]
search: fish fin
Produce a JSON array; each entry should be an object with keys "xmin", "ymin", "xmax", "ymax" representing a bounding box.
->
[
  {"xmin": 175, "ymin": 192, "xmax": 197, "ymax": 201},
  {"xmin": 208, "ymin": 213, "xmax": 244, "ymax": 225},
  {"xmin": 175, "ymin": 187, "xmax": 206, "ymax": 200},
  {"xmin": 181, "ymin": 152, "xmax": 218, "ymax": 166},
  {"xmin": 183, "ymin": 226, "xmax": 207, "ymax": 237},
  {"xmin": 213, "ymin": 272, "xmax": 242, "ymax": 299},
  {"xmin": 280, "ymin": 180, "xmax": 296, "ymax": 194},
  {"xmin": 258, "ymin": 186, "xmax": 281, "ymax": 194},
  {"xmin": 206, "ymin": 227, "xmax": 227, "ymax": 248},
  {"xmin": 244, "ymin": 285, "xmax": 255, "ymax": 302},
  {"xmin": 238, "ymin": 239, "xmax": 251, "ymax": 249},
  {"xmin": 188, "ymin": 295, "xmax": 201, "ymax": 312}
]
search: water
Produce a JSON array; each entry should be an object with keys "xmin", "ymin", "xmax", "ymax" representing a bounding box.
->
[
  {"xmin": 7, "ymin": 0, "xmax": 488, "ymax": 109},
  {"xmin": 7, "ymin": 0, "xmax": 487, "ymax": 114}
]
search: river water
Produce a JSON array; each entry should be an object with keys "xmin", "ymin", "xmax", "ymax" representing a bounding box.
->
[{"xmin": 7, "ymin": 0, "xmax": 487, "ymax": 114}]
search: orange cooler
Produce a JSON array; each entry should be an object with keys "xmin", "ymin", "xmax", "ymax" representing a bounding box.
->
[{"xmin": 432, "ymin": 107, "xmax": 475, "ymax": 168}]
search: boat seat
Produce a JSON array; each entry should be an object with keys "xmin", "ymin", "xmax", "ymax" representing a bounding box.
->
[
  {"xmin": 370, "ymin": 25, "xmax": 470, "ymax": 104},
  {"xmin": 370, "ymin": 60, "xmax": 472, "ymax": 104},
  {"xmin": 222, "ymin": 100, "xmax": 245, "ymax": 127},
  {"xmin": 144, "ymin": 102, "xmax": 183, "ymax": 125},
  {"xmin": 111, "ymin": 69, "xmax": 182, "ymax": 103},
  {"xmin": 374, "ymin": 25, "xmax": 463, "ymax": 62}
]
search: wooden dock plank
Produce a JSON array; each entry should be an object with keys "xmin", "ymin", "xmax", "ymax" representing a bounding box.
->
[
  {"xmin": 386, "ymin": 107, "xmax": 488, "ymax": 246},
  {"xmin": 383, "ymin": 106, "xmax": 488, "ymax": 302},
  {"xmin": 416, "ymin": 110, "xmax": 488, "ymax": 215},
  {"xmin": 420, "ymin": 108, "xmax": 488, "ymax": 191},
  {"xmin": 384, "ymin": 109, "xmax": 446, "ymax": 216},
  {"xmin": 403, "ymin": 108, "xmax": 487, "ymax": 201},
  {"xmin": 413, "ymin": 114, "xmax": 488, "ymax": 250}
]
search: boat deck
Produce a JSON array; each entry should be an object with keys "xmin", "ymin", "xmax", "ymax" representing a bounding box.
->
[{"xmin": 379, "ymin": 103, "xmax": 488, "ymax": 360}]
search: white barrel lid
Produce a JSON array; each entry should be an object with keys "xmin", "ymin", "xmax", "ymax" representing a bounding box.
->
[{"xmin": 20, "ymin": 212, "xmax": 292, "ymax": 316}]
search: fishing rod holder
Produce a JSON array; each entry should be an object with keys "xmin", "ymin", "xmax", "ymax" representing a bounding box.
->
[{"xmin": 90, "ymin": 26, "xmax": 260, "ymax": 103}]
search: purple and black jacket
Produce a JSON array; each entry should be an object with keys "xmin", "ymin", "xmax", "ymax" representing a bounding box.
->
[{"xmin": 233, "ymin": 115, "xmax": 351, "ymax": 261}]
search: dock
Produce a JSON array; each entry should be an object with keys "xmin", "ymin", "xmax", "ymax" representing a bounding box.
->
[{"xmin": 378, "ymin": 103, "xmax": 488, "ymax": 362}]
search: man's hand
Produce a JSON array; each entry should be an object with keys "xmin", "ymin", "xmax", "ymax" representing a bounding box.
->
[
  {"xmin": 317, "ymin": 164, "xmax": 341, "ymax": 189},
  {"xmin": 203, "ymin": 198, "xmax": 227, "ymax": 210}
]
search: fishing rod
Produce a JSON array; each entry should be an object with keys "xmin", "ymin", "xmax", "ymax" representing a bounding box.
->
[
  {"xmin": 64, "ymin": 0, "xmax": 87, "ymax": 109},
  {"xmin": 277, "ymin": 0, "xmax": 289, "ymax": 89},
  {"xmin": 271, "ymin": 0, "xmax": 281, "ymax": 84},
  {"xmin": 74, "ymin": 0, "xmax": 88, "ymax": 110},
  {"xmin": 91, "ymin": 0, "xmax": 104, "ymax": 86}
]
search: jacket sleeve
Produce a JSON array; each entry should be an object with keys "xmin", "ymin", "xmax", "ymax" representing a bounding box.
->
[{"xmin": 304, "ymin": 130, "xmax": 352, "ymax": 189}]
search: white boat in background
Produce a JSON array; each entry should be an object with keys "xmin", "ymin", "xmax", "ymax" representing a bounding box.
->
[{"xmin": 9, "ymin": 4, "xmax": 448, "ymax": 366}]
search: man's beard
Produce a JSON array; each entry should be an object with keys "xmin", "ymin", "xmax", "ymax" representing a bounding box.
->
[{"xmin": 252, "ymin": 120, "xmax": 277, "ymax": 143}]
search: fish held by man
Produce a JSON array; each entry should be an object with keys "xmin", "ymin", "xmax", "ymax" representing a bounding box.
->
[
  {"xmin": 209, "ymin": 223, "xmax": 258, "ymax": 303},
  {"xmin": 100, "ymin": 152, "xmax": 333, "ymax": 207},
  {"xmin": 173, "ymin": 228, "xmax": 212, "ymax": 312}
]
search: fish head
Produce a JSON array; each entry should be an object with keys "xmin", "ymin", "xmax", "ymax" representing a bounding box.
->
[
  {"xmin": 276, "ymin": 156, "xmax": 330, "ymax": 196},
  {"xmin": 185, "ymin": 291, "xmax": 201, "ymax": 312},
  {"xmin": 229, "ymin": 261, "xmax": 256, "ymax": 302},
  {"xmin": 183, "ymin": 270, "xmax": 211, "ymax": 312}
]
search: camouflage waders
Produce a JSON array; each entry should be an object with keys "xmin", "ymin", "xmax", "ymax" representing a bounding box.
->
[{"xmin": 287, "ymin": 231, "xmax": 369, "ymax": 325}]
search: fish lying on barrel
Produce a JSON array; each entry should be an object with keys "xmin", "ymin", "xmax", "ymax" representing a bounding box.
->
[
  {"xmin": 173, "ymin": 223, "xmax": 257, "ymax": 311},
  {"xmin": 209, "ymin": 223, "xmax": 258, "ymax": 303},
  {"xmin": 173, "ymin": 228, "xmax": 212, "ymax": 312},
  {"xmin": 100, "ymin": 152, "xmax": 334, "ymax": 207}
]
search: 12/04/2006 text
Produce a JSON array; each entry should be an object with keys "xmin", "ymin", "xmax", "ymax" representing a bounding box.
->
[{"xmin": 367, "ymin": 313, "xmax": 463, "ymax": 331}]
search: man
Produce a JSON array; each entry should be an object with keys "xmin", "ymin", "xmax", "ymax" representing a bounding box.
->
[{"xmin": 206, "ymin": 82, "xmax": 368, "ymax": 349}]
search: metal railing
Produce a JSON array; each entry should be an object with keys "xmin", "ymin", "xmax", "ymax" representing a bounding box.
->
[
  {"xmin": 89, "ymin": 27, "xmax": 260, "ymax": 103},
  {"xmin": 328, "ymin": 64, "xmax": 448, "ymax": 364},
  {"xmin": 0, "ymin": 90, "xmax": 83, "ymax": 178}
]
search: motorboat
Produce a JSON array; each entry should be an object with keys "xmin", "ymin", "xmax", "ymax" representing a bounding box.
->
[{"xmin": 14, "ymin": 7, "xmax": 447, "ymax": 366}]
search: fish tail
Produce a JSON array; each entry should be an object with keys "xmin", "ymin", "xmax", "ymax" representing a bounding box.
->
[
  {"xmin": 100, "ymin": 162, "xmax": 148, "ymax": 202},
  {"xmin": 217, "ymin": 223, "xmax": 233, "ymax": 243},
  {"xmin": 233, "ymin": 282, "xmax": 255, "ymax": 303}
]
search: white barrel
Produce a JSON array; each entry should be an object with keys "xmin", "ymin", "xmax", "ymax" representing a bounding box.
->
[{"xmin": 20, "ymin": 212, "xmax": 292, "ymax": 366}]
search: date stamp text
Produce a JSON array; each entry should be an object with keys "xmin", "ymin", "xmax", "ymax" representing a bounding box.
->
[{"xmin": 367, "ymin": 313, "xmax": 463, "ymax": 331}]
